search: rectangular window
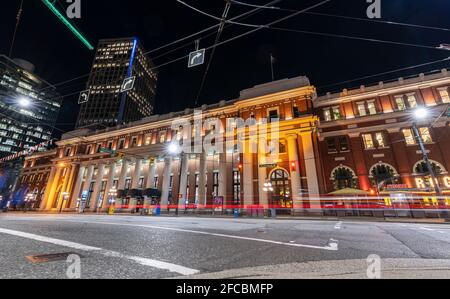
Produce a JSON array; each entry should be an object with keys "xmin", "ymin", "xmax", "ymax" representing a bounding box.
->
[
  {"xmin": 357, "ymin": 102, "xmax": 367, "ymax": 116},
  {"xmin": 118, "ymin": 139, "xmax": 125, "ymax": 150},
  {"xmin": 233, "ymin": 171, "xmax": 241, "ymax": 205},
  {"xmin": 293, "ymin": 105, "xmax": 300, "ymax": 118},
  {"xmin": 124, "ymin": 179, "xmax": 131, "ymax": 190},
  {"xmin": 326, "ymin": 139, "xmax": 337, "ymax": 152},
  {"xmin": 332, "ymin": 107, "xmax": 341, "ymax": 120},
  {"xmin": 395, "ymin": 96, "xmax": 406, "ymax": 111},
  {"xmin": 145, "ymin": 135, "xmax": 152, "ymax": 145},
  {"xmin": 107, "ymin": 141, "xmax": 113, "ymax": 150},
  {"xmin": 268, "ymin": 109, "xmax": 279, "ymax": 121},
  {"xmin": 153, "ymin": 176, "xmax": 159, "ymax": 189},
  {"xmin": 362, "ymin": 134, "xmax": 375, "ymax": 149},
  {"xmin": 213, "ymin": 172, "xmax": 219, "ymax": 197},
  {"xmin": 407, "ymin": 94, "xmax": 418, "ymax": 108},
  {"xmin": 323, "ymin": 109, "xmax": 332, "ymax": 122},
  {"xmin": 438, "ymin": 88, "xmax": 450, "ymax": 103},
  {"xmin": 367, "ymin": 101, "xmax": 377, "ymax": 115},
  {"xmin": 159, "ymin": 131, "xmax": 166, "ymax": 143},
  {"xmin": 403, "ymin": 129, "xmax": 416, "ymax": 145},
  {"xmin": 96, "ymin": 144, "xmax": 102, "ymax": 153},
  {"xmin": 339, "ymin": 137, "xmax": 349, "ymax": 151},
  {"xmin": 138, "ymin": 177, "xmax": 144, "ymax": 189},
  {"xmin": 419, "ymin": 127, "xmax": 433, "ymax": 144},
  {"xmin": 131, "ymin": 137, "xmax": 137, "ymax": 148},
  {"xmin": 194, "ymin": 174, "xmax": 199, "ymax": 204},
  {"xmin": 279, "ymin": 140, "xmax": 287, "ymax": 154},
  {"xmin": 375, "ymin": 132, "xmax": 386, "ymax": 148}
]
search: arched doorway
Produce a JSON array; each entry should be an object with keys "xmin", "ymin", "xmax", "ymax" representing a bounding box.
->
[
  {"xmin": 269, "ymin": 169, "xmax": 292, "ymax": 212},
  {"xmin": 369, "ymin": 163, "xmax": 399, "ymax": 187},
  {"xmin": 330, "ymin": 166, "xmax": 358, "ymax": 190}
]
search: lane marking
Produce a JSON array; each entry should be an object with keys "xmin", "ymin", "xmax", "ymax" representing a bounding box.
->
[
  {"xmin": 334, "ymin": 222, "xmax": 343, "ymax": 230},
  {"xmin": 0, "ymin": 227, "xmax": 199, "ymax": 276},
  {"xmin": 60, "ymin": 219, "xmax": 339, "ymax": 251}
]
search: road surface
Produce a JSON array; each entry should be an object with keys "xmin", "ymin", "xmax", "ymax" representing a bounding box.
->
[{"xmin": 0, "ymin": 214, "xmax": 450, "ymax": 279}]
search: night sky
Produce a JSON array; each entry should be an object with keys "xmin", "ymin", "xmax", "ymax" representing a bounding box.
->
[{"xmin": 1, "ymin": 0, "xmax": 449, "ymax": 138}]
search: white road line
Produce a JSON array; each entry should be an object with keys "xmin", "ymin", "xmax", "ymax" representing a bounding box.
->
[
  {"xmin": 61, "ymin": 219, "xmax": 339, "ymax": 251},
  {"xmin": 0, "ymin": 227, "xmax": 199, "ymax": 276},
  {"xmin": 334, "ymin": 222, "xmax": 343, "ymax": 230}
]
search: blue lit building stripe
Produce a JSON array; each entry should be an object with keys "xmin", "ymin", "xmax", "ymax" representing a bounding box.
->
[{"xmin": 118, "ymin": 38, "xmax": 138, "ymax": 123}]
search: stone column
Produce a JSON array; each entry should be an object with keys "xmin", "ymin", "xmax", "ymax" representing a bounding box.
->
[
  {"xmin": 43, "ymin": 167, "xmax": 63, "ymax": 211},
  {"xmin": 198, "ymin": 152, "xmax": 207, "ymax": 207},
  {"xmin": 287, "ymin": 134, "xmax": 304, "ymax": 212},
  {"xmin": 300, "ymin": 131, "xmax": 321, "ymax": 212},
  {"xmin": 178, "ymin": 153, "xmax": 189, "ymax": 210},
  {"xmin": 218, "ymin": 152, "xmax": 228, "ymax": 200},
  {"xmin": 40, "ymin": 166, "xmax": 58, "ymax": 211},
  {"xmin": 131, "ymin": 159, "xmax": 142, "ymax": 190},
  {"xmin": 243, "ymin": 148, "xmax": 254, "ymax": 208},
  {"xmin": 69, "ymin": 165, "xmax": 86, "ymax": 210},
  {"xmin": 60, "ymin": 165, "xmax": 76, "ymax": 211},
  {"xmin": 90, "ymin": 164, "xmax": 105, "ymax": 211},
  {"xmin": 146, "ymin": 161, "xmax": 157, "ymax": 189},
  {"xmin": 117, "ymin": 160, "xmax": 129, "ymax": 191},
  {"xmin": 160, "ymin": 157, "xmax": 173, "ymax": 208}
]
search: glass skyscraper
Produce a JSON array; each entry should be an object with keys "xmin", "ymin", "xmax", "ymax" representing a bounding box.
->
[
  {"xmin": 0, "ymin": 55, "xmax": 61, "ymax": 159},
  {"xmin": 76, "ymin": 37, "xmax": 158, "ymax": 128}
]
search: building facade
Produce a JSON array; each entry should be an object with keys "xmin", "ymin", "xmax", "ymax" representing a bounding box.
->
[
  {"xmin": 19, "ymin": 70, "xmax": 450, "ymax": 215},
  {"xmin": 0, "ymin": 55, "xmax": 61, "ymax": 158},
  {"xmin": 76, "ymin": 37, "xmax": 158, "ymax": 128},
  {"xmin": 315, "ymin": 69, "xmax": 450, "ymax": 201},
  {"xmin": 0, "ymin": 55, "xmax": 61, "ymax": 208}
]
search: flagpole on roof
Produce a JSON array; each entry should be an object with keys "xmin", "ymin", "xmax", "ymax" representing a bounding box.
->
[{"xmin": 270, "ymin": 53, "xmax": 275, "ymax": 81}]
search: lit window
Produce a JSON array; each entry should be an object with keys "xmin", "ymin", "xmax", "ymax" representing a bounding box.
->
[
  {"xmin": 323, "ymin": 109, "xmax": 332, "ymax": 121},
  {"xmin": 407, "ymin": 94, "xmax": 418, "ymax": 108},
  {"xmin": 367, "ymin": 101, "xmax": 377, "ymax": 115},
  {"xmin": 438, "ymin": 88, "xmax": 450, "ymax": 103},
  {"xmin": 403, "ymin": 129, "xmax": 416, "ymax": 145},
  {"xmin": 159, "ymin": 132, "xmax": 166, "ymax": 143},
  {"xmin": 145, "ymin": 135, "xmax": 151, "ymax": 145},
  {"xmin": 362, "ymin": 134, "xmax": 375, "ymax": 149},
  {"xmin": 357, "ymin": 102, "xmax": 367, "ymax": 116},
  {"xmin": 419, "ymin": 128, "xmax": 433, "ymax": 144},
  {"xmin": 395, "ymin": 96, "xmax": 406, "ymax": 110},
  {"xmin": 375, "ymin": 132, "xmax": 386, "ymax": 148},
  {"xmin": 332, "ymin": 107, "xmax": 341, "ymax": 120}
]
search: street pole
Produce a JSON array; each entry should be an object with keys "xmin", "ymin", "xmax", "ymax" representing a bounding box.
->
[{"xmin": 412, "ymin": 123, "xmax": 449, "ymax": 219}]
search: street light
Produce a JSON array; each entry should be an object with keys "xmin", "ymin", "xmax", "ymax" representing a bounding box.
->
[
  {"xmin": 59, "ymin": 192, "xmax": 70, "ymax": 213},
  {"xmin": 412, "ymin": 107, "xmax": 449, "ymax": 219},
  {"xmin": 18, "ymin": 97, "xmax": 31, "ymax": 107},
  {"xmin": 108, "ymin": 186, "xmax": 118, "ymax": 215}
]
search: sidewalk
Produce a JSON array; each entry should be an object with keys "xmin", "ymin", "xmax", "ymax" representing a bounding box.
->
[{"xmin": 2, "ymin": 210, "xmax": 448, "ymax": 225}]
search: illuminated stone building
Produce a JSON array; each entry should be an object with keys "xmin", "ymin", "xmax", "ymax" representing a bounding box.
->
[
  {"xmin": 315, "ymin": 69, "xmax": 450, "ymax": 210},
  {"xmin": 17, "ymin": 70, "xmax": 450, "ymax": 215}
]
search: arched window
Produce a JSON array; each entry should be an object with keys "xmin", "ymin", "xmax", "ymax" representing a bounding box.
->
[
  {"xmin": 414, "ymin": 160, "xmax": 447, "ymax": 176},
  {"xmin": 370, "ymin": 163, "xmax": 399, "ymax": 186},
  {"xmin": 331, "ymin": 166, "xmax": 358, "ymax": 190}
]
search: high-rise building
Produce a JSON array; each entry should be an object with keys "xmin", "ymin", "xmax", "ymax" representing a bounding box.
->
[
  {"xmin": 76, "ymin": 37, "xmax": 158, "ymax": 128},
  {"xmin": 0, "ymin": 55, "xmax": 61, "ymax": 159}
]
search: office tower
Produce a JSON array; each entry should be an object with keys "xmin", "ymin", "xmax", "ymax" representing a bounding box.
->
[{"xmin": 76, "ymin": 37, "xmax": 158, "ymax": 128}]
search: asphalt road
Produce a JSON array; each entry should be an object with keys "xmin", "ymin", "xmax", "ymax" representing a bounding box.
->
[{"xmin": 0, "ymin": 214, "xmax": 450, "ymax": 279}]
